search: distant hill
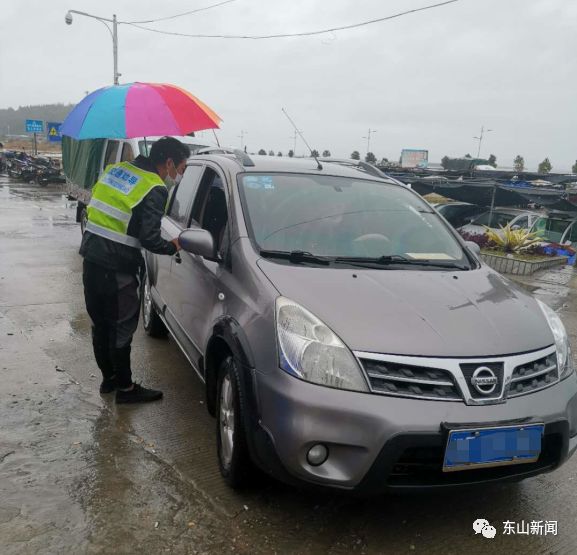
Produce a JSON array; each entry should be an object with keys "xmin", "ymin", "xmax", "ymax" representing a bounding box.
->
[{"xmin": 0, "ymin": 104, "xmax": 74, "ymax": 136}]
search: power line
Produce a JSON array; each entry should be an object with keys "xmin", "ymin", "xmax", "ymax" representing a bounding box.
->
[
  {"xmin": 122, "ymin": 0, "xmax": 237, "ymax": 25},
  {"xmin": 125, "ymin": 0, "xmax": 461, "ymax": 40}
]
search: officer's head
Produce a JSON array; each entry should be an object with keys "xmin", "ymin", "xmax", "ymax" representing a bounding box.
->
[{"xmin": 149, "ymin": 137, "xmax": 191, "ymax": 185}]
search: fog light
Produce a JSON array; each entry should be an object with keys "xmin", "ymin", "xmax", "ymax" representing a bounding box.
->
[{"xmin": 307, "ymin": 444, "xmax": 329, "ymax": 466}]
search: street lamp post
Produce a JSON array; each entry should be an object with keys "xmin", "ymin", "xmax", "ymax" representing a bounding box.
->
[
  {"xmin": 65, "ymin": 10, "xmax": 120, "ymax": 85},
  {"xmin": 363, "ymin": 128, "xmax": 377, "ymax": 155},
  {"xmin": 238, "ymin": 130, "xmax": 247, "ymax": 150},
  {"xmin": 473, "ymin": 126, "xmax": 493, "ymax": 158}
]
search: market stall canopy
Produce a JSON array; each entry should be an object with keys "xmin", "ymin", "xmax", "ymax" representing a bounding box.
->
[
  {"xmin": 60, "ymin": 82, "xmax": 222, "ymax": 140},
  {"xmin": 410, "ymin": 177, "xmax": 577, "ymax": 212}
]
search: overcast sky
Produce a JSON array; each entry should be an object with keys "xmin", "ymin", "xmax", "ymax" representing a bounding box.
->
[{"xmin": 1, "ymin": 0, "xmax": 576, "ymax": 170}]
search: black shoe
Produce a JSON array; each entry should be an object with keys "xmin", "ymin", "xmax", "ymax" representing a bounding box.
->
[
  {"xmin": 115, "ymin": 383, "xmax": 163, "ymax": 404},
  {"xmin": 99, "ymin": 376, "xmax": 117, "ymax": 394}
]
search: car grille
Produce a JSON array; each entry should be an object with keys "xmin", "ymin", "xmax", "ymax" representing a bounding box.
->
[
  {"xmin": 508, "ymin": 354, "xmax": 558, "ymax": 398},
  {"xmin": 360, "ymin": 359, "xmax": 462, "ymax": 401}
]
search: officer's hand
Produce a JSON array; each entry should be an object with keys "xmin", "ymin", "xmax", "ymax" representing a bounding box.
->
[{"xmin": 171, "ymin": 238, "xmax": 181, "ymax": 252}]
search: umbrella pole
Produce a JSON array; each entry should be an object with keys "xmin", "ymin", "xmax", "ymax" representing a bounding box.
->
[
  {"xmin": 144, "ymin": 137, "xmax": 148, "ymax": 156},
  {"xmin": 212, "ymin": 129, "xmax": 221, "ymax": 147}
]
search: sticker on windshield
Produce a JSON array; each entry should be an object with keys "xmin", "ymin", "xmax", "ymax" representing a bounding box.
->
[
  {"xmin": 406, "ymin": 253, "xmax": 456, "ymax": 260},
  {"xmin": 244, "ymin": 176, "xmax": 274, "ymax": 190}
]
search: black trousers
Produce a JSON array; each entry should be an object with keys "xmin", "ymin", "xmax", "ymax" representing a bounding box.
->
[{"xmin": 82, "ymin": 260, "xmax": 141, "ymax": 389}]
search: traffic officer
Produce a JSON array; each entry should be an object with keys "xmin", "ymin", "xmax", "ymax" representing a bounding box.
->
[{"xmin": 80, "ymin": 136, "xmax": 190, "ymax": 403}]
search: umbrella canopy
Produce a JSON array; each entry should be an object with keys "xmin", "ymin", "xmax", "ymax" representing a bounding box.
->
[{"xmin": 61, "ymin": 82, "xmax": 221, "ymax": 140}]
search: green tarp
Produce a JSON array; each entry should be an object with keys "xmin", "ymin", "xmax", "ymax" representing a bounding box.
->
[{"xmin": 62, "ymin": 136, "xmax": 105, "ymax": 190}]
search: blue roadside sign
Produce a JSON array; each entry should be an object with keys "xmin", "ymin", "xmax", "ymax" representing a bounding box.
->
[
  {"xmin": 25, "ymin": 119, "xmax": 44, "ymax": 133},
  {"xmin": 47, "ymin": 122, "xmax": 62, "ymax": 142}
]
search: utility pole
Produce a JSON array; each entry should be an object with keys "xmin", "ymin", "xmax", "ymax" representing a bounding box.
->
[
  {"xmin": 363, "ymin": 128, "xmax": 377, "ymax": 155},
  {"xmin": 65, "ymin": 10, "xmax": 120, "ymax": 85},
  {"xmin": 238, "ymin": 129, "xmax": 247, "ymax": 150},
  {"xmin": 473, "ymin": 126, "xmax": 493, "ymax": 158}
]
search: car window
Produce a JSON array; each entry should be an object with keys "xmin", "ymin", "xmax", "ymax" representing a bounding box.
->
[
  {"xmin": 121, "ymin": 143, "xmax": 135, "ymax": 162},
  {"xmin": 567, "ymin": 223, "xmax": 577, "ymax": 244},
  {"xmin": 238, "ymin": 173, "xmax": 468, "ymax": 264},
  {"xmin": 473, "ymin": 211, "xmax": 515, "ymax": 228},
  {"xmin": 512, "ymin": 216, "xmax": 529, "ymax": 229},
  {"xmin": 103, "ymin": 140, "xmax": 119, "ymax": 169},
  {"xmin": 167, "ymin": 165, "xmax": 203, "ymax": 227},
  {"xmin": 191, "ymin": 168, "xmax": 229, "ymax": 253}
]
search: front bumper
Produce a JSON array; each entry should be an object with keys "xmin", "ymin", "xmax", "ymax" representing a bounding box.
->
[{"xmin": 254, "ymin": 368, "xmax": 577, "ymax": 492}]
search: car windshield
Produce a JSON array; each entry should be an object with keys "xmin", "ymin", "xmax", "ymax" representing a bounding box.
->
[
  {"xmin": 472, "ymin": 211, "xmax": 518, "ymax": 227},
  {"xmin": 238, "ymin": 173, "xmax": 470, "ymax": 267}
]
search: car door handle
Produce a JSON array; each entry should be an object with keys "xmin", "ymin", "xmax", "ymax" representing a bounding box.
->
[{"xmin": 174, "ymin": 252, "xmax": 182, "ymax": 264}]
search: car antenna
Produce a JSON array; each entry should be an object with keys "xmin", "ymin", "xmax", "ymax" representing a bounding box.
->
[{"xmin": 281, "ymin": 108, "xmax": 322, "ymax": 170}]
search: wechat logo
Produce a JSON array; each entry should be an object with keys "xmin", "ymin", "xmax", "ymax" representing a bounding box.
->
[{"xmin": 473, "ymin": 518, "xmax": 497, "ymax": 539}]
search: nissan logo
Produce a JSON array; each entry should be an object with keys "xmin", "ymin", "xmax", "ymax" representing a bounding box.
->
[{"xmin": 471, "ymin": 367, "xmax": 498, "ymax": 395}]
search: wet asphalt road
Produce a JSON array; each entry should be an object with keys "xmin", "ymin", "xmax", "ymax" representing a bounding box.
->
[{"xmin": 1, "ymin": 178, "xmax": 577, "ymax": 555}]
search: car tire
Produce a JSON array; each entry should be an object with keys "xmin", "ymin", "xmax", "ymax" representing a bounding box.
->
[
  {"xmin": 216, "ymin": 356, "xmax": 254, "ymax": 489},
  {"xmin": 141, "ymin": 271, "xmax": 168, "ymax": 338}
]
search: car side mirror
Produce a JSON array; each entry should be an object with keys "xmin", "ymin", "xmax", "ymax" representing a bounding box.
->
[
  {"xmin": 511, "ymin": 225, "xmax": 521, "ymax": 231},
  {"xmin": 465, "ymin": 241, "xmax": 481, "ymax": 256},
  {"xmin": 179, "ymin": 228, "xmax": 215, "ymax": 259}
]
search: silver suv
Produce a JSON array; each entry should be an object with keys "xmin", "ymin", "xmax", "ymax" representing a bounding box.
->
[{"xmin": 142, "ymin": 153, "xmax": 577, "ymax": 492}]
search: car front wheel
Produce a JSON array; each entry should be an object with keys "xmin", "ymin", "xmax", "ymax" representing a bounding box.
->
[
  {"xmin": 216, "ymin": 356, "xmax": 253, "ymax": 489},
  {"xmin": 141, "ymin": 271, "xmax": 168, "ymax": 338}
]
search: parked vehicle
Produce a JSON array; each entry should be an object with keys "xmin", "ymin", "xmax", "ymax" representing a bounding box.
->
[
  {"xmin": 62, "ymin": 135, "xmax": 213, "ymax": 232},
  {"xmin": 143, "ymin": 153, "xmax": 577, "ymax": 493},
  {"xmin": 432, "ymin": 202, "xmax": 485, "ymax": 229},
  {"xmin": 531, "ymin": 215, "xmax": 577, "ymax": 246},
  {"xmin": 3, "ymin": 151, "xmax": 64, "ymax": 185},
  {"xmin": 459, "ymin": 208, "xmax": 541, "ymax": 236}
]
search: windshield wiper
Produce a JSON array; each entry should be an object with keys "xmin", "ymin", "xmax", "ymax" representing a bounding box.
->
[
  {"xmin": 259, "ymin": 249, "xmax": 331, "ymax": 266},
  {"xmin": 334, "ymin": 255, "xmax": 469, "ymax": 270}
]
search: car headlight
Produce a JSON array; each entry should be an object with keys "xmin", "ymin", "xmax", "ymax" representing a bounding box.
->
[
  {"xmin": 537, "ymin": 300, "xmax": 573, "ymax": 380},
  {"xmin": 275, "ymin": 297, "xmax": 369, "ymax": 392}
]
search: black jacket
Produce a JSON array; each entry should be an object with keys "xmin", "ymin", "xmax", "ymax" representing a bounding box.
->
[{"xmin": 79, "ymin": 155, "xmax": 176, "ymax": 273}]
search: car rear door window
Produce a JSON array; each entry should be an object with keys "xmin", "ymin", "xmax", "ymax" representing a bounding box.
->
[
  {"xmin": 167, "ymin": 165, "xmax": 203, "ymax": 227},
  {"xmin": 103, "ymin": 140, "xmax": 119, "ymax": 169},
  {"xmin": 121, "ymin": 142, "xmax": 135, "ymax": 162}
]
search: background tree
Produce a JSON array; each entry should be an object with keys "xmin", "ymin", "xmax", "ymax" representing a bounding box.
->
[
  {"xmin": 441, "ymin": 156, "xmax": 450, "ymax": 169},
  {"xmin": 365, "ymin": 152, "xmax": 377, "ymax": 164},
  {"xmin": 464, "ymin": 153, "xmax": 472, "ymax": 158},
  {"xmin": 514, "ymin": 155, "xmax": 525, "ymax": 172},
  {"xmin": 538, "ymin": 158, "xmax": 552, "ymax": 174},
  {"xmin": 277, "ymin": 151, "xmax": 282, "ymax": 157},
  {"xmin": 268, "ymin": 150, "xmax": 275, "ymax": 157},
  {"xmin": 288, "ymin": 150, "xmax": 294, "ymax": 158},
  {"xmin": 322, "ymin": 150, "xmax": 331, "ymax": 157},
  {"xmin": 488, "ymin": 154, "xmax": 497, "ymax": 168},
  {"xmin": 572, "ymin": 160, "xmax": 577, "ymax": 174},
  {"xmin": 380, "ymin": 157, "xmax": 389, "ymax": 165},
  {"xmin": 351, "ymin": 151, "xmax": 360, "ymax": 160},
  {"xmin": 258, "ymin": 149, "xmax": 267, "ymax": 155},
  {"xmin": 310, "ymin": 149, "xmax": 319, "ymax": 158}
]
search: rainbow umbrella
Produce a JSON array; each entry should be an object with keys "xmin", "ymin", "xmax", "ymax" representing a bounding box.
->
[{"xmin": 61, "ymin": 82, "xmax": 221, "ymax": 140}]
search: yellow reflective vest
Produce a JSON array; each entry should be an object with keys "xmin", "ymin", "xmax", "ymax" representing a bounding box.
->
[{"xmin": 86, "ymin": 162, "xmax": 166, "ymax": 249}]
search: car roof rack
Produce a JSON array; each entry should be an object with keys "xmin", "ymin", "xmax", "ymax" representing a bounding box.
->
[
  {"xmin": 318, "ymin": 158, "xmax": 406, "ymax": 185},
  {"xmin": 193, "ymin": 147, "xmax": 255, "ymax": 167}
]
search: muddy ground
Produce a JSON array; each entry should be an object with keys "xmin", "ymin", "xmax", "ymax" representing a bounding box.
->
[{"xmin": 1, "ymin": 178, "xmax": 577, "ymax": 555}]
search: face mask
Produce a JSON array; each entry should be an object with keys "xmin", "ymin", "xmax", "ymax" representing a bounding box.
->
[
  {"xmin": 174, "ymin": 172, "xmax": 183, "ymax": 185},
  {"xmin": 164, "ymin": 174, "xmax": 177, "ymax": 189}
]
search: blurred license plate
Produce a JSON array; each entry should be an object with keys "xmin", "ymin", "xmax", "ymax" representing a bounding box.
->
[{"xmin": 443, "ymin": 424, "xmax": 544, "ymax": 472}]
